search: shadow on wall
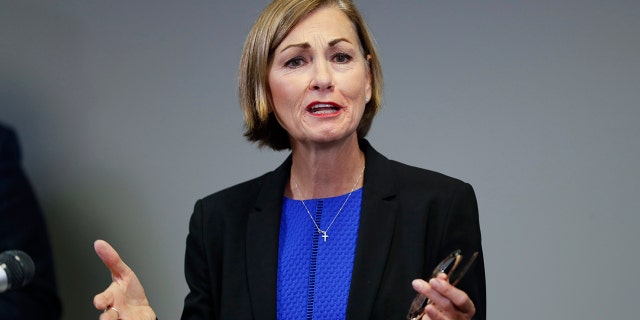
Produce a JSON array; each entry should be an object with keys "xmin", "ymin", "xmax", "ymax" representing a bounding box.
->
[
  {"xmin": 0, "ymin": 4, "xmax": 147, "ymax": 319},
  {"xmin": 1, "ymin": 87, "xmax": 85, "ymax": 320}
]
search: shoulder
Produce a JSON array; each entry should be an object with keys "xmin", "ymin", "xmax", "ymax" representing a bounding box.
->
[
  {"xmin": 0, "ymin": 123, "xmax": 16, "ymax": 143},
  {"xmin": 389, "ymin": 159, "xmax": 470, "ymax": 191},
  {"xmin": 361, "ymin": 139, "xmax": 473, "ymax": 195},
  {"xmin": 381, "ymin": 159, "xmax": 477, "ymax": 212},
  {"xmin": 0, "ymin": 123, "xmax": 20, "ymax": 163},
  {"xmin": 199, "ymin": 154, "xmax": 290, "ymax": 206},
  {"xmin": 195, "ymin": 172, "xmax": 270, "ymax": 218}
]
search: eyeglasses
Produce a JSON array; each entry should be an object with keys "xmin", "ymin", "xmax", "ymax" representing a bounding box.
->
[{"xmin": 407, "ymin": 249, "xmax": 479, "ymax": 320}]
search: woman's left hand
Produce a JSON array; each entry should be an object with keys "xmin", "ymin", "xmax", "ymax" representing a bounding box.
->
[{"xmin": 411, "ymin": 273, "xmax": 476, "ymax": 320}]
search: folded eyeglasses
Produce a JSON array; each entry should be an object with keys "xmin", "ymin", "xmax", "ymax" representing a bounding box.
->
[{"xmin": 407, "ymin": 249, "xmax": 479, "ymax": 320}]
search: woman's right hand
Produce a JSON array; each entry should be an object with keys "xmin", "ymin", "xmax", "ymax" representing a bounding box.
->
[{"xmin": 93, "ymin": 239, "xmax": 157, "ymax": 320}]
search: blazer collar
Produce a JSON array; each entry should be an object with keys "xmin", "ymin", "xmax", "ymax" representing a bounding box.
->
[{"xmin": 245, "ymin": 140, "xmax": 398, "ymax": 320}]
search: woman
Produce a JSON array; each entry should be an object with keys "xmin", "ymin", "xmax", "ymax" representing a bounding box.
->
[{"xmin": 93, "ymin": 0, "xmax": 486, "ymax": 319}]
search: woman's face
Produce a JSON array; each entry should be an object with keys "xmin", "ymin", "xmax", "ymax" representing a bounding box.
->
[{"xmin": 268, "ymin": 6, "xmax": 372, "ymax": 147}]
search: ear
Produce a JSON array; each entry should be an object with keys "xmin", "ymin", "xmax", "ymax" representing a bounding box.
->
[{"xmin": 365, "ymin": 54, "xmax": 372, "ymax": 102}]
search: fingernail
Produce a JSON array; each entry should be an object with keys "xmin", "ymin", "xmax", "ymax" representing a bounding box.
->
[{"xmin": 413, "ymin": 279, "xmax": 432, "ymax": 292}]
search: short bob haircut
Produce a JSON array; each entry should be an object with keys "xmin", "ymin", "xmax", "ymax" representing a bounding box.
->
[{"xmin": 238, "ymin": 0, "xmax": 383, "ymax": 151}]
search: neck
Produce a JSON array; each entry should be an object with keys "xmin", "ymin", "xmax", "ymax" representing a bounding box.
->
[{"xmin": 288, "ymin": 137, "xmax": 365, "ymax": 199}]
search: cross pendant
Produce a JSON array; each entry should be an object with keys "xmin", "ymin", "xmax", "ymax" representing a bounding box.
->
[{"xmin": 321, "ymin": 231, "xmax": 329, "ymax": 242}]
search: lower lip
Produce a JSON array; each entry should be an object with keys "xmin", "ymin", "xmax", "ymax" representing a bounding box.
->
[{"xmin": 307, "ymin": 108, "xmax": 342, "ymax": 117}]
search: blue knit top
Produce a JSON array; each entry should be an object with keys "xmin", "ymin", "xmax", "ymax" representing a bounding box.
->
[{"xmin": 277, "ymin": 188, "xmax": 363, "ymax": 320}]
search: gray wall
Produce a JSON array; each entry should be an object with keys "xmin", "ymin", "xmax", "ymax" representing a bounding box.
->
[{"xmin": 2, "ymin": 1, "xmax": 639, "ymax": 319}]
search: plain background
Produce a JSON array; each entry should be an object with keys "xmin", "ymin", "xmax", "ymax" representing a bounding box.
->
[{"xmin": 2, "ymin": 0, "xmax": 639, "ymax": 319}]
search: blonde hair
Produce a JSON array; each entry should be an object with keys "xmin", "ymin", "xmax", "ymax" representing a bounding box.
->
[{"xmin": 238, "ymin": 0, "xmax": 383, "ymax": 150}]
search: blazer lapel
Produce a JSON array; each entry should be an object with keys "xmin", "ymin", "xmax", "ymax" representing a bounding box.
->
[
  {"xmin": 245, "ymin": 156, "xmax": 291, "ymax": 320},
  {"xmin": 346, "ymin": 140, "xmax": 399, "ymax": 319}
]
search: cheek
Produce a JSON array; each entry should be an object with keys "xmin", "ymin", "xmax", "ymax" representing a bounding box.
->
[
  {"xmin": 269, "ymin": 75, "xmax": 294, "ymax": 106},
  {"xmin": 347, "ymin": 82, "xmax": 369, "ymax": 104},
  {"xmin": 267, "ymin": 79, "xmax": 286, "ymax": 114},
  {"xmin": 345, "ymin": 68, "xmax": 370, "ymax": 99}
]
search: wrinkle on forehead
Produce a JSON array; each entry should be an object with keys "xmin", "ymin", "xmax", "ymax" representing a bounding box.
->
[{"xmin": 276, "ymin": 6, "xmax": 361, "ymax": 53}]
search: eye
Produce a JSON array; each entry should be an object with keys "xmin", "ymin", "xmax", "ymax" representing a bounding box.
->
[
  {"xmin": 284, "ymin": 56, "xmax": 306, "ymax": 68},
  {"xmin": 333, "ymin": 52, "xmax": 353, "ymax": 64}
]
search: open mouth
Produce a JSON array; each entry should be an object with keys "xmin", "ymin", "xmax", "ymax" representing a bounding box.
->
[{"xmin": 307, "ymin": 102, "xmax": 341, "ymax": 115}]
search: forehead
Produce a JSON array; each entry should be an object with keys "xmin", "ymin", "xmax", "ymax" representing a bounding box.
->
[{"xmin": 279, "ymin": 6, "xmax": 358, "ymax": 46}]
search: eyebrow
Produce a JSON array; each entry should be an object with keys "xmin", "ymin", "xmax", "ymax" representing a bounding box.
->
[{"xmin": 279, "ymin": 38, "xmax": 352, "ymax": 53}]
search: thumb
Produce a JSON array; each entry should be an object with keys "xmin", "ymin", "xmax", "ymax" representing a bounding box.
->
[{"xmin": 435, "ymin": 272, "xmax": 449, "ymax": 282}]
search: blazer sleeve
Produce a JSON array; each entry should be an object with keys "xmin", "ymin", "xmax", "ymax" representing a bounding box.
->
[
  {"xmin": 182, "ymin": 199, "xmax": 218, "ymax": 320},
  {"xmin": 440, "ymin": 182, "xmax": 486, "ymax": 320}
]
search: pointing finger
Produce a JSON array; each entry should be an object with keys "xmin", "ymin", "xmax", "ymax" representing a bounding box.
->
[{"xmin": 94, "ymin": 239, "xmax": 132, "ymax": 280}]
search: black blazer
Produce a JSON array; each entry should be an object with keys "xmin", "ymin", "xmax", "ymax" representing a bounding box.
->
[
  {"xmin": 0, "ymin": 124, "xmax": 61, "ymax": 319},
  {"xmin": 182, "ymin": 140, "xmax": 485, "ymax": 320}
]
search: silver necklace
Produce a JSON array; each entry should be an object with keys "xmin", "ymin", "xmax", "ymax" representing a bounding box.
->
[{"xmin": 293, "ymin": 166, "xmax": 364, "ymax": 242}]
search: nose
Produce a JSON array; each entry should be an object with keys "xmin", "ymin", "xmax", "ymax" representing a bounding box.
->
[{"xmin": 309, "ymin": 60, "xmax": 334, "ymax": 91}]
